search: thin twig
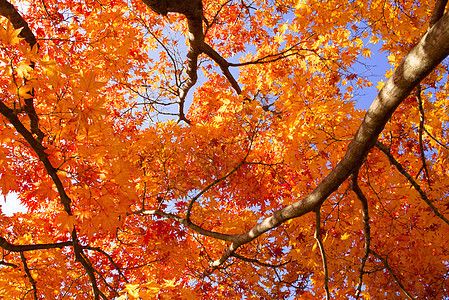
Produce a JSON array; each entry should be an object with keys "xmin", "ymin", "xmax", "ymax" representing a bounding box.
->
[
  {"xmin": 139, "ymin": 209, "xmax": 236, "ymax": 242},
  {"xmin": 186, "ymin": 133, "xmax": 255, "ymax": 221},
  {"xmin": 350, "ymin": 172, "xmax": 371, "ymax": 299},
  {"xmin": 375, "ymin": 141, "xmax": 449, "ymax": 226},
  {"xmin": 423, "ymin": 127, "xmax": 449, "ymax": 150},
  {"xmin": 232, "ymin": 252, "xmax": 290, "ymax": 268},
  {"xmin": 83, "ymin": 246, "xmax": 129, "ymax": 283},
  {"xmin": 228, "ymin": 44, "xmax": 303, "ymax": 67},
  {"xmin": 414, "ymin": 85, "xmax": 431, "ymax": 186},
  {"xmin": 369, "ymin": 250, "xmax": 416, "ymax": 300},
  {"xmin": 314, "ymin": 210, "xmax": 330, "ymax": 300}
]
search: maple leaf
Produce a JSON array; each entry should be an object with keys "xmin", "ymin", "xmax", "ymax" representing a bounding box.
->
[
  {"xmin": 0, "ymin": 0, "xmax": 448, "ymax": 299},
  {"xmin": 0, "ymin": 21, "xmax": 22, "ymax": 45}
]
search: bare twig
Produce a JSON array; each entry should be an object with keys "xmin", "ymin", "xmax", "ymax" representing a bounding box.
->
[
  {"xmin": 375, "ymin": 141, "xmax": 449, "ymax": 226},
  {"xmin": 314, "ymin": 210, "xmax": 330, "ymax": 300}
]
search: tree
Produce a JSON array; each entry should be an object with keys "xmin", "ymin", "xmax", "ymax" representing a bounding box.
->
[{"xmin": 0, "ymin": 0, "xmax": 449, "ymax": 298}]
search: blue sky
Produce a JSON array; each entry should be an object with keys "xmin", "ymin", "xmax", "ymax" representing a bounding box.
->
[{"xmin": 351, "ymin": 41, "xmax": 391, "ymax": 110}]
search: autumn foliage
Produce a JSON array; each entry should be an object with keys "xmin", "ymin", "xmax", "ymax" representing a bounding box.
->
[{"xmin": 1, "ymin": 0, "xmax": 449, "ymax": 298}]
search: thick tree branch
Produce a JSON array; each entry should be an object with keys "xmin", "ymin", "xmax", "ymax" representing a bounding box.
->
[
  {"xmin": 375, "ymin": 141, "xmax": 449, "ymax": 226},
  {"xmin": 141, "ymin": 0, "xmax": 243, "ymax": 123},
  {"xmin": 0, "ymin": 236, "xmax": 72, "ymax": 252},
  {"xmin": 71, "ymin": 230, "xmax": 107, "ymax": 300},
  {"xmin": 209, "ymin": 10, "xmax": 449, "ymax": 268},
  {"xmin": 429, "ymin": 0, "xmax": 448, "ymax": 28}
]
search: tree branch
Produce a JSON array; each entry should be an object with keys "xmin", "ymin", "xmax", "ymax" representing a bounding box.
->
[
  {"xmin": 232, "ymin": 252, "xmax": 290, "ymax": 268},
  {"xmin": 140, "ymin": 209, "xmax": 236, "ymax": 242},
  {"xmin": 369, "ymin": 250, "xmax": 416, "ymax": 300},
  {"xmin": 0, "ymin": 2, "xmax": 70, "ymax": 214},
  {"xmin": 206, "ymin": 9, "xmax": 449, "ymax": 269},
  {"xmin": 0, "ymin": 260, "xmax": 18, "ymax": 268},
  {"xmin": 186, "ymin": 142, "xmax": 252, "ymax": 221},
  {"xmin": 71, "ymin": 230, "xmax": 107, "ymax": 300},
  {"xmin": 20, "ymin": 252, "xmax": 38, "ymax": 300},
  {"xmin": 83, "ymin": 246, "xmax": 129, "ymax": 283},
  {"xmin": 201, "ymin": 43, "xmax": 241, "ymax": 94},
  {"xmin": 0, "ymin": 0, "xmax": 44, "ymax": 142},
  {"xmin": 141, "ymin": 0, "xmax": 243, "ymax": 123},
  {"xmin": 0, "ymin": 236, "xmax": 72, "ymax": 252},
  {"xmin": 350, "ymin": 172, "xmax": 371, "ymax": 299},
  {"xmin": 0, "ymin": 0, "xmax": 37, "ymax": 47},
  {"xmin": 375, "ymin": 141, "xmax": 449, "ymax": 226},
  {"xmin": 228, "ymin": 44, "xmax": 304, "ymax": 67},
  {"xmin": 414, "ymin": 85, "xmax": 431, "ymax": 186},
  {"xmin": 0, "ymin": 102, "xmax": 72, "ymax": 214},
  {"xmin": 429, "ymin": 0, "xmax": 448, "ymax": 28},
  {"xmin": 314, "ymin": 210, "xmax": 330, "ymax": 300},
  {"xmin": 423, "ymin": 126, "xmax": 449, "ymax": 150}
]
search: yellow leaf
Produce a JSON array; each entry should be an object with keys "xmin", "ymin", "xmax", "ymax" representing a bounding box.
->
[
  {"xmin": 0, "ymin": 21, "xmax": 22, "ymax": 45},
  {"xmin": 79, "ymin": 70, "xmax": 106, "ymax": 95},
  {"xmin": 56, "ymin": 212, "xmax": 75, "ymax": 232},
  {"xmin": 362, "ymin": 48, "xmax": 372, "ymax": 58},
  {"xmin": 341, "ymin": 232, "xmax": 350, "ymax": 240},
  {"xmin": 139, "ymin": 288, "xmax": 159, "ymax": 299}
]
